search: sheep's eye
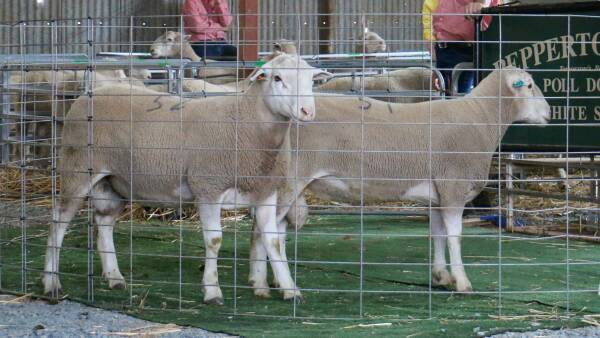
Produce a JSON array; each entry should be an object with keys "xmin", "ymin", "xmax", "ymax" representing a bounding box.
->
[
  {"xmin": 167, "ymin": 38, "xmax": 173, "ymax": 42},
  {"xmin": 274, "ymin": 75, "xmax": 282, "ymax": 82},
  {"xmin": 528, "ymin": 83, "xmax": 532, "ymax": 89}
]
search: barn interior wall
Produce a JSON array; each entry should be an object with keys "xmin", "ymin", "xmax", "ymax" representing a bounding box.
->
[{"xmin": 0, "ymin": 0, "xmax": 434, "ymax": 55}]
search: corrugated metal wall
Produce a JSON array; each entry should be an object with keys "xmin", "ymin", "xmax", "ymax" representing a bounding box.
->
[
  {"xmin": 257, "ymin": 0, "xmax": 423, "ymax": 54},
  {"xmin": 0, "ymin": 0, "xmax": 424, "ymax": 56}
]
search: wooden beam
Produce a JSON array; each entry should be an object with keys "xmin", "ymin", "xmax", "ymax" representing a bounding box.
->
[
  {"xmin": 318, "ymin": 0, "xmax": 335, "ymax": 54},
  {"xmin": 238, "ymin": 0, "xmax": 259, "ymax": 63}
]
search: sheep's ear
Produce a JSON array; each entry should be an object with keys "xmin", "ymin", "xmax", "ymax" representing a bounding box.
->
[
  {"xmin": 182, "ymin": 34, "xmax": 191, "ymax": 41},
  {"xmin": 313, "ymin": 70, "xmax": 334, "ymax": 81},
  {"xmin": 250, "ymin": 69, "xmax": 268, "ymax": 82}
]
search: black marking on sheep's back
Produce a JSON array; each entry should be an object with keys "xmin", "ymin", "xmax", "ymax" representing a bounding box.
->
[
  {"xmin": 170, "ymin": 98, "xmax": 192, "ymax": 112},
  {"xmin": 146, "ymin": 96, "xmax": 164, "ymax": 112},
  {"xmin": 357, "ymin": 97, "xmax": 372, "ymax": 110}
]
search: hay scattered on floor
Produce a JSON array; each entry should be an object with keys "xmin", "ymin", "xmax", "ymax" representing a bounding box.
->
[
  {"xmin": 488, "ymin": 308, "xmax": 568, "ymax": 321},
  {"xmin": 1, "ymin": 165, "xmax": 596, "ymax": 227},
  {"xmin": 1, "ymin": 167, "xmax": 54, "ymax": 204},
  {"xmin": 0, "ymin": 167, "xmax": 247, "ymax": 222}
]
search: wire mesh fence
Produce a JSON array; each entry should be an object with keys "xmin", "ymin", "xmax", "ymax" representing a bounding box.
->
[{"xmin": 0, "ymin": 8, "xmax": 599, "ymax": 328}]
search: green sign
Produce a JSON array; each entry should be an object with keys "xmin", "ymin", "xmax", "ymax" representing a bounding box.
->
[{"xmin": 479, "ymin": 3, "xmax": 600, "ymax": 151}]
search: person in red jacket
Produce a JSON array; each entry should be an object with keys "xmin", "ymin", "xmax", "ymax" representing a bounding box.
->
[
  {"xmin": 182, "ymin": 0, "xmax": 237, "ymax": 60},
  {"xmin": 433, "ymin": 0, "xmax": 500, "ymax": 94}
]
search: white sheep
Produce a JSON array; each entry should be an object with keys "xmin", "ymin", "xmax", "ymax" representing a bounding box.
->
[
  {"xmin": 8, "ymin": 70, "xmax": 144, "ymax": 165},
  {"xmin": 317, "ymin": 68, "xmax": 437, "ymax": 103},
  {"xmin": 355, "ymin": 29, "xmax": 387, "ymax": 54},
  {"xmin": 42, "ymin": 54, "xmax": 332, "ymax": 305},
  {"xmin": 150, "ymin": 31, "xmax": 238, "ymax": 84},
  {"xmin": 267, "ymin": 39, "xmax": 436, "ymax": 104},
  {"xmin": 249, "ymin": 67, "xmax": 551, "ymax": 294},
  {"xmin": 146, "ymin": 77, "xmax": 236, "ymax": 94},
  {"xmin": 273, "ymin": 39, "xmax": 298, "ymax": 55}
]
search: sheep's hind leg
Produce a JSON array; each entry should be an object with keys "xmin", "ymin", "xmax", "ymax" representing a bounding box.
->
[
  {"xmin": 43, "ymin": 173, "xmax": 106, "ymax": 296},
  {"xmin": 441, "ymin": 206, "xmax": 472, "ymax": 293},
  {"xmin": 256, "ymin": 193, "xmax": 302, "ymax": 302},
  {"xmin": 276, "ymin": 194, "xmax": 309, "ymax": 287},
  {"xmin": 270, "ymin": 190, "xmax": 309, "ymax": 289},
  {"xmin": 198, "ymin": 201, "xmax": 224, "ymax": 305},
  {"xmin": 430, "ymin": 208, "xmax": 454, "ymax": 287},
  {"xmin": 249, "ymin": 222, "xmax": 270, "ymax": 298},
  {"xmin": 92, "ymin": 181, "xmax": 126, "ymax": 290},
  {"xmin": 271, "ymin": 217, "xmax": 290, "ymax": 289}
]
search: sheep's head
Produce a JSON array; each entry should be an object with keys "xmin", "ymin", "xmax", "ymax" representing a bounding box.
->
[
  {"xmin": 273, "ymin": 39, "xmax": 297, "ymax": 55},
  {"xmin": 250, "ymin": 54, "xmax": 332, "ymax": 122},
  {"xmin": 128, "ymin": 68, "xmax": 152, "ymax": 80},
  {"xmin": 502, "ymin": 68, "xmax": 551, "ymax": 125},
  {"xmin": 356, "ymin": 30, "xmax": 387, "ymax": 53},
  {"xmin": 259, "ymin": 40, "xmax": 298, "ymax": 63},
  {"xmin": 150, "ymin": 31, "xmax": 191, "ymax": 58}
]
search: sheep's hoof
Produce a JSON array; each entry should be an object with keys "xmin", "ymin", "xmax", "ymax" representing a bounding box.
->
[
  {"xmin": 456, "ymin": 287, "xmax": 473, "ymax": 294},
  {"xmin": 283, "ymin": 291, "xmax": 304, "ymax": 304},
  {"xmin": 44, "ymin": 288, "xmax": 64, "ymax": 299},
  {"xmin": 204, "ymin": 297, "xmax": 224, "ymax": 306},
  {"xmin": 432, "ymin": 269, "xmax": 455, "ymax": 287},
  {"xmin": 109, "ymin": 280, "xmax": 127, "ymax": 290},
  {"xmin": 254, "ymin": 288, "xmax": 271, "ymax": 299},
  {"xmin": 455, "ymin": 282, "xmax": 473, "ymax": 294}
]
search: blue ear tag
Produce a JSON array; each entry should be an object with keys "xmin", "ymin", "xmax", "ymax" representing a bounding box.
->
[{"xmin": 512, "ymin": 80, "xmax": 526, "ymax": 88}]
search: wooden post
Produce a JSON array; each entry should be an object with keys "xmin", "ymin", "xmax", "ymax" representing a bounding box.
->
[
  {"xmin": 318, "ymin": 0, "xmax": 334, "ymax": 54},
  {"xmin": 239, "ymin": 0, "xmax": 259, "ymax": 63}
]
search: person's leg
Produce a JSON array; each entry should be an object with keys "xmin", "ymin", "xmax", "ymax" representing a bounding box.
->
[
  {"xmin": 191, "ymin": 41, "xmax": 223, "ymax": 59},
  {"xmin": 222, "ymin": 44, "xmax": 238, "ymax": 59},
  {"xmin": 436, "ymin": 45, "xmax": 474, "ymax": 95},
  {"xmin": 202, "ymin": 41, "xmax": 237, "ymax": 60},
  {"xmin": 455, "ymin": 48, "xmax": 475, "ymax": 94},
  {"xmin": 191, "ymin": 43, "xmax": 207, "ymax": 59},
  {"xmin": 435, "ymin": 45, "xmax": 453, "ymax": 93}
]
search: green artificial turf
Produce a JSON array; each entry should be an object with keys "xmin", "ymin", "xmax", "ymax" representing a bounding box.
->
[{"xmin": 1, "ymin": 214, "xmax": 599, "ymax": 337}]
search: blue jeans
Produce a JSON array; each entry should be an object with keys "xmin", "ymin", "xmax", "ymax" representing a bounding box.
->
[
  {"xmin": 435, "ymin": 43, "xmax": 475, "ymax": 94},
  {"xmin": 191, "ymin": 40, "xmax": 237, "ymax": 60}
]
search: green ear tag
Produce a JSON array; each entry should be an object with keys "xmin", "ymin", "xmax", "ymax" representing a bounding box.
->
[
  {"xmin": 512, "ymin": 80, "xmax": 526, "ymax": 88},
  {"xmin": 255, "ymin": 60, "xmax": 266, "ymax": 67}
]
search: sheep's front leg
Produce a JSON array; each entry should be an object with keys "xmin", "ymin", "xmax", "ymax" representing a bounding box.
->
[
  {"xmin": 430, "ymin": 209, "xmax": 454, "ymax": 287},
  {"xmin": 441, "ymin": 207, "xmax": 472, "ymax": 292},
  {"xmin": 199, "ymin": 202, "xmax": 224, "ymax": 305},
  {"xmin": 255, "ymin": 193, "xmax": 302, "ymax": 302},
  {"xmin": 249, "ymin": 222, "xmax": 270, "ymax": 298}
]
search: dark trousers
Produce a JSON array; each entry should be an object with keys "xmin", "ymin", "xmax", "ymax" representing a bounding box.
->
[
  {"xmin": 191, "ymin": 40, "xmax": 237, "ymax": 60},
  {"xmin": 435, "ymin": 43, "xmax": 474, "ymax": 94}
]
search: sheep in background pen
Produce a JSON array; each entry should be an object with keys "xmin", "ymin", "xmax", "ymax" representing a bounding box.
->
[
  {"xmin": 249, "ymin": 67, "xmax": 550, "ymax": 296},
  {"xmin": 268, "ymin": 39, "xmax": 438, "ymax": 104},
  {"xmin": 8, "ymin": 70, "xmax": 145, "ymax": 166},
  {"xmin": 355, "ymin": 28, "xmax": 387, "ymax": 53},
  {"xmin": 317, "ymin": 68, "xmax": 437, "ymax": 103},
  {"xmin": 43, "ymin": 54, "xmax": 332, "ymax": 304},
  {"xmin": 145, "ymin": 75, "xmax": 236, "ymax": 93},
  {"xmin": 150, "ymin": 31, "xmax": 238, "ymax": 84},
  {"xmin": 150, "ymin": 38, "xmax": 295, "ymax": 94}
]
